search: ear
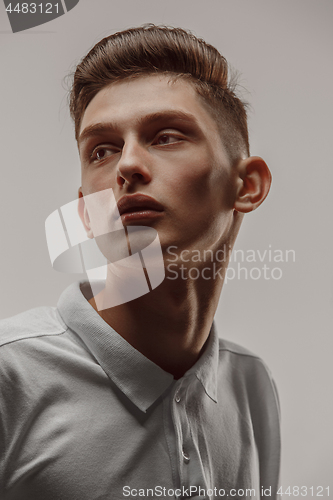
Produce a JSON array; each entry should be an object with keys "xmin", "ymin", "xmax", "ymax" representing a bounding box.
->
[
  {"xmin": 78, "ymin": 188, "xmax": 94, "ymax": 239},
  {"xmin": 233, "ymin": 156, "xmax": 272, "ymax": 213}
]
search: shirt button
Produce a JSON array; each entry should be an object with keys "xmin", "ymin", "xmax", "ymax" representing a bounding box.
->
[
  {"xmin": 182, "ymin": 450, "xmax": 190, "ymax": 463},
  {"xmin": 175, "ymin": 393, "xmax": 181, "ymax": 403}
]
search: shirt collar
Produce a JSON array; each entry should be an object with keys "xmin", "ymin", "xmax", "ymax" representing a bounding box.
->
[
  {"xmin": 185, "ymin": 321, "xmax": 219, "ymax": 403},
  {"xmin": 57, "ymin": 281, "xmax": 219, "ymax": 412}
]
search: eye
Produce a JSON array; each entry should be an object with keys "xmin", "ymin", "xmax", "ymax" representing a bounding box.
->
[
  {"xmin": 91, "ymin": 145, "xmax": 119, "ymax": 162},
  {"xmin": 155, "ymin": 133, "xmax": 183, "ymax": 145}
]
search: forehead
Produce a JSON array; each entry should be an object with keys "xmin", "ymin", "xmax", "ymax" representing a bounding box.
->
[{"xmin": 79, "ymin": 74, "xmax": 221, "ymax": 139}]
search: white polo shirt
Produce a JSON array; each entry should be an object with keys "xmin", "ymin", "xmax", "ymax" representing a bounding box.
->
[{"xmin": 0, "ymin": 282, "xmax": 280, "ymax": 500}]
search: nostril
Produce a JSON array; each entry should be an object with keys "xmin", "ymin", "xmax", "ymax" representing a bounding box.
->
[{"xmin": 117, "ymin": 176, "xmax": 126, "ymax": 186}]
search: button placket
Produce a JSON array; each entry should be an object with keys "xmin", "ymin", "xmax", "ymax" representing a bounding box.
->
[{"xmin": 173, "ymin": 383, "xmax": 188, "ymax": 474}]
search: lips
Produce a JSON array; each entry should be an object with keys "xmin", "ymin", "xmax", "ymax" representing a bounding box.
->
[{"xmin": 117, "ymin": 194, "xmax": 164, "ymax": 221}]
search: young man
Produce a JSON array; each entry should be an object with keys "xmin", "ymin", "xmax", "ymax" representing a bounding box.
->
[{"xmin": 0, "ymin": 26, "xmax": 280, "ymax": 499}]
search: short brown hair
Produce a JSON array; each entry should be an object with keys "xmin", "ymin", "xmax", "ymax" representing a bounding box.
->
[{"xmin": 69, "ymin": 25, "xmax": 250, "ymax": 161}]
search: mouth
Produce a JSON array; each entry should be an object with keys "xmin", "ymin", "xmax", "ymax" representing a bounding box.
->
[{"xmin": 117, "ymin": 194, "xmax": 164, "ymax": 223}]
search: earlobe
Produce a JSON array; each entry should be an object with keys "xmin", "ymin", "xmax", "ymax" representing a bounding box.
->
[
  {"xmin": 233, "ymin": 156, "xmax": 272, "ymax": 213},
  {"xmin": 78, "ymin": 188, "xmax": 94, "ymax": 238}
]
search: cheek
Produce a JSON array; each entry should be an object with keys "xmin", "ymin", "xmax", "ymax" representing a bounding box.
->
[
  {"xmin": 81, "ymin": 167, "xmax": 116, "ymax": 195},
  {"xmin": 165, "ymin": 156, "xmax": 224, "ymax": 208},
  {"xmin": 166, "ymin": 147, "xmax": 214, "ymax": 184}
]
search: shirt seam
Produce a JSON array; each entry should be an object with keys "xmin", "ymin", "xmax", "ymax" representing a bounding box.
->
[
  {"xmin": 219, "ymin": 346, "xmax": 263, "ymax": 361},
  {"xmin": 0, "ymin": 329, "xmax": 68, "ymax": 349}
]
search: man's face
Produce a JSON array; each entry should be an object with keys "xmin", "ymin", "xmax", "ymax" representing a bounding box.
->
[{"xmin": 78, "ymin": 75, "xmax": 237, "ymax": 256}]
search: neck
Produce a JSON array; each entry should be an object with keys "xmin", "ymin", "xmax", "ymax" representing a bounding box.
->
[{"xmin": 89, "ymin": 254, "xmax": 228, "ymax": 379}]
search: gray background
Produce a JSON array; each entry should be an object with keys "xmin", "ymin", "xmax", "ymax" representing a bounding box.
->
[{"xmin": 1, "ymin": 0, "xmax": 332, "ymax": 492}]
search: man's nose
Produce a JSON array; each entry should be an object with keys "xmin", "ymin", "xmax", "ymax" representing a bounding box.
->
[{"xmin": 116, "ymin": 141, "xmax": 152, "ymax": 188}]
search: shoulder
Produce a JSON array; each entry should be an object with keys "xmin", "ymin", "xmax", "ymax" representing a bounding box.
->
[
  {"xmin": 218, "ymin": 337, "xmax": 273, "ymax": 377},
  {"xmin": 218, "ymin": 337, "xmax": 261, "ymax": 358},
  {"xmin": 218, "ymin": 337, "xmax": 270, "ymax": 374},
  {"xmin": 216, "ymin": 338, "xmax": 281, "ymax": 486},
  {"xmin": 0, "ymin": 308, "xmax": 70, "ymax": 427},
  {"xmin": 0, "ymin": 306, "xmax": 67, "ymax": 349},
  {"xmin": 218, "ymin": 337, "xmax": 280, "ymax": 412}
]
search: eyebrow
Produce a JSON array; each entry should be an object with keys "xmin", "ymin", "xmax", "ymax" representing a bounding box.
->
[{"xmin": 78, "ymin": 110, "xmax": 201, "ymax": 148}]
